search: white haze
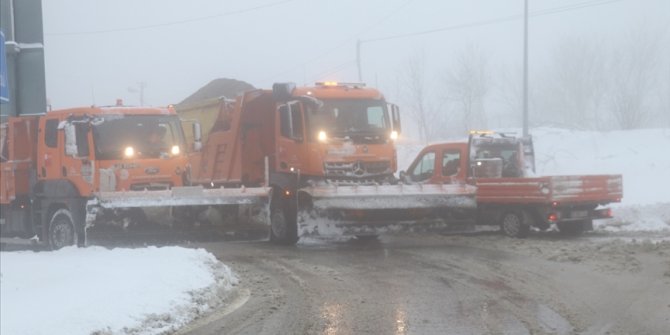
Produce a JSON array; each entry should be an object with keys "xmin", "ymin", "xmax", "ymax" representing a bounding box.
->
[{"xmin": 42, "ymin": 0, "xmax": 670, "ymax": 138}]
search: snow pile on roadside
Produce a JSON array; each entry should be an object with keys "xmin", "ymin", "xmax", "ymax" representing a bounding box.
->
[
  {"xmin": 0, "ymin": 246, "xmax": 238, "ymax": 335},
  {"xmin": 396, "ymin": 127, "xmax": 670, "ymax": 232},
  {"xmin": 531, "ymin": 127, "xmax": 670, "ymax": 206}
]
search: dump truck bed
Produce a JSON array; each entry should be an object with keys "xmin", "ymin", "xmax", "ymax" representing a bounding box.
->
[{"xmin": 475, "ymin": 174, "xmax": 623, "ymax": 205}]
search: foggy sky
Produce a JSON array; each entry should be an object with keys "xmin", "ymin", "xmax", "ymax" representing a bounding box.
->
[{"xmin": 42, "ymin": 0, "xmax": 669, "ymax": 109}]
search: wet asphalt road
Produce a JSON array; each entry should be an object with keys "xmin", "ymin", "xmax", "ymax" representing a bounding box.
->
[{"xmin": 173, "ymin": 232, "xmax": 668, "ymax": 335}]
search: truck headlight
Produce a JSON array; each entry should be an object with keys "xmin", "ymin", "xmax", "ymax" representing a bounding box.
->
[
  {"xmin": 318, "ymin": 130, "xmax": 328, "ymax": 143},
  {"xmin": 171, "ymin": 145, "xmax": 180, "ymax": 155},
  {"xmin": 124, "ymin": 146, "xmax": 135, "ymax": 158},
  {"xmin": 390, "ymin": 130, "xmax": 399, "ymax": 141}
]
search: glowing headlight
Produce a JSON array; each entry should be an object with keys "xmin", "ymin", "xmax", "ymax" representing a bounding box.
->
[
  {"xmin": 390, "ymin": 130, "xmax": 399, "ymax": 141},
  {"xmin": 124, "ymin": 146, "xmax": 135, "ymax": 158},
  {"xmin": 317, "ymin": 130, "xmax": 328, "ymax": 142},
  {"xmin": 171, "ymin": 145, "xmax": 180, "ymax": 155}
]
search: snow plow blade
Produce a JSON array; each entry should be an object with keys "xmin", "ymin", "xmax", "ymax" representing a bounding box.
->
[
  {"xmin": 298, "ymin": 184, "xmax": 477, "ymax": 237},
  {"xmin": 85, "ymin": 186, "xmax": 270, "ymax": 226},
  {"xmin": 91, "ymin": 186, "xmax": 269, "ymax": 208}
]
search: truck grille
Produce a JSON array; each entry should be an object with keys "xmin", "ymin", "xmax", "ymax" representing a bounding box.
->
[{"xmin": 324, "ymin": 160, "xmax": 391, "ymax": 179}]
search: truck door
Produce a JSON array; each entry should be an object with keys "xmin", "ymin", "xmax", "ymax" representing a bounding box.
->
[
  {"xmin": 275, "ymin": 101, "xmax": 305, "ymax": 173},
  {"xmin": 61, "ymin": 119, "xmax": 94, "ymax": 196},
  {"xmin": 406, "ymin": 150, "xmax": 437, "ymax": 183},
  {"xmin": 440, "ymin": 148, "xmax": 463, "ymax": 183},
  {"xmin": 37, "ymin": 117, "xmax": 62, "ymax": 180}
]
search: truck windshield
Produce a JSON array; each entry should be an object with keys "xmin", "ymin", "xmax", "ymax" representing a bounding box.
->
[
  {"xmin": 92, "ymin": 115, "xmax": 185, "ymax": 160},
  {"xmin": 307, "ymin": 99, "xmax": 390, "ymax": 141}
]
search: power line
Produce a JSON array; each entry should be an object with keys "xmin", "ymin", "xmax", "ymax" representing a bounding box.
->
[
  {"xmin": 47, "ymin": 0, "xmax": 299, "ymax": 36},
  {"xmin": 309, "ymin": 60, "xmax": 356, "ymax": 82},
  {"xmin": 263, "ymin": 0, "xmax": 416, "ymax": 81},
  {"xmin": 362, "ymin": 0, "xmax": 626, "ymax": 43}
]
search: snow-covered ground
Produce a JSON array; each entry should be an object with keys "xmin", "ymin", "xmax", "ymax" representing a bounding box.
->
[
  {"xmin": 397, "ymin": 127, "xmax": 670, "ymax": 232},
  {"xmin": 0, "ymin": 247, "xmax": 238, "ymax": 335},
  {"xmin": 1, "ymin": 127, "xmax": 668, "ymax": 335}
]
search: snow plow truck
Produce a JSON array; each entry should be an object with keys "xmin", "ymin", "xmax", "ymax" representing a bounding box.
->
[
  {"xmin": 0, "ymin": 104, "xmax": 268, "ymax": 249},
  {"xmin": 401, "ymin": 131, "xmax": 622, "ymax": 237},
  {"xmin": 177, "ymin": 82, "xmax": 476, "ymax": 244}
]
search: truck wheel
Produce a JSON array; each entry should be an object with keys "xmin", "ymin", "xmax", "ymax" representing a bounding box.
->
[
  {"xmin": 500, "ymin": 210, "xmax": 530, "ymax": 238},
  {"xmin": 269, "ymin": 196, "xmax": 298, "ymax": 245},
  {"xmin": 48, "ymin": 208, "xmax": 78, "ymax": 250},
  {"xmin": 557, "ymin": 221, "xmax": 586, "ymax": 236}
]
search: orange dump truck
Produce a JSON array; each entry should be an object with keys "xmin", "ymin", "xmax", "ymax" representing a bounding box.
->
[
  {"xmin": 1, "ymin": 105, "xmax": 266, "ymax": 249},
  {"xmin": 402, "ymin": 131, "xmax": 622, "ymax": 237},
  {"xmin": 178, "ymin": 82, "xmax": 476, "ymax": 244}
]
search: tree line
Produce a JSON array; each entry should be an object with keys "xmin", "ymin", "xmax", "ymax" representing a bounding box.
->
[{"xmin": 392, "ymin": 26, "xmax": 670, "ymax": 141}]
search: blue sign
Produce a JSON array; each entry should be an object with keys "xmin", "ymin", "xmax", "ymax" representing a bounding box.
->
[{"xmin": 0, "ymin": 30, "xmax": 9, "ymax": 103}]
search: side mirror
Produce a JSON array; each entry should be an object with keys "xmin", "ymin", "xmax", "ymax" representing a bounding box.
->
[
  {"xmin": 272, "ymin": 82, "xmax": 296, "ymax": 102},
  {"xmin": 192, "ymin": 122, "xmax": 202, "ymax": 152},
  {"xmin": 390, "ymin": 104, "xmax": 401, "ymax": 134},
  {"xmin": 398, "ymin": 170, "xmax": 410, "ymax": 183},
  {"xmin": 63, "ymin": 123, "xmax": 78, "ymax": 157}
]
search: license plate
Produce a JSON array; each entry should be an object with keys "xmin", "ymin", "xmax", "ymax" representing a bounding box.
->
[{"xmin": 571, "ymin": 210, "xmax": 588, "ymax": 218}]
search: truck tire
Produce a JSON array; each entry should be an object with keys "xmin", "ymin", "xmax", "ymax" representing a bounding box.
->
[
  {"xmin": 269, "ymin": 195, "xmax": 298, "ymax": 245},
  {"xmin": 48, "ymin": 208, "xmax": 78, "ymax": 250},
  {"xmin": 557, "ymin": 220, "xmax": 586, "ymax": 236},
  {"xmin": 500, "ymin": 210, "xmax": 530, "ymax": 238}
]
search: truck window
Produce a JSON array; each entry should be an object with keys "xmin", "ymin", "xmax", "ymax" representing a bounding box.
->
[
  {"xmin": 92, "ymin": 115, "xmax": 185, "ymax": 160},
  {"xmin": 45, "ymin": 119, "xmax": 58, "ymax": 148},
  {"xmin": 410, "ymin": 151, "xmax": 435, "ymax": 182},
  {"xmin": 279, "ymin": 103, "xmax": 303, "ymax": 141},
  {"xmin": 306, "ymin": 99, "xmax": 390, "ymax": 141},
  {"xmin": 74, "ymin": 123, "xmax": 90, "ymax": 157},
  {"xmin": 366, "ymin": 106, "xmax": 385, "ymax": 128},
  {"xmin": 279, "ymin": 105, "xmax": 291, "ymax": 138},
  {"xmin": 290, "ymin": 103, "xmax": 303, "ymax": 141},
  {"xmin": 441, "ymin": 150, "xmax": 461, "ymax": 177}
]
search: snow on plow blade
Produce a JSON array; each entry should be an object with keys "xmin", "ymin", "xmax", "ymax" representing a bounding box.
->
[
  {"xmin": 90, "ymin": 185, "xmax": 270, "ymax": 209},
  {"xmin": 85, "ymin": 185, "xmax": 270, "ymax": 231},
  {"xmin": 299, "ymin": 183, "xmax": 478, "ymax": 237}
]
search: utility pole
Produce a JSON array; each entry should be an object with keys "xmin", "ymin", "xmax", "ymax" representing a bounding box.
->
[
  {"xmin": 522, "ymin": 0, "xmax": 529, "ymax": 137},
  {"xmin": 356, "ymin": 39, "xmax": 362, "ymax": 82},
  {"xmin": 128, "ymin": 81, "xmax": 147, "ymax": 106}
]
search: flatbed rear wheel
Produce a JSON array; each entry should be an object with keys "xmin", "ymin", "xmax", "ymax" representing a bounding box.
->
[
  {"xmin": 500, "ymin": 210, "xmax": 530, "ymax": 238},
  {"xmin": 48, "ymin": 208, "xmax": 78, "ymax": 250}
]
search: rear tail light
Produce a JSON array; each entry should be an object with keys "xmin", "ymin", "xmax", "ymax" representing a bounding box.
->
[
  {"xmin": 595, "ymin": 208, "xmax": 613, "ymax": 218},
  {"xmin": 547, "ymin": 213, "xmax": 558, "ymax": 222}
]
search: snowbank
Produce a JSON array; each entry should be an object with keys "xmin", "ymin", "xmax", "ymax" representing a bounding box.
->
[
  {"xmin": 396, "ymin": 127, "xmax": 670, "ymax": 232},
  {"xmin": 0, "ymin": 246, "xmax": 238, "ymax": 335}
]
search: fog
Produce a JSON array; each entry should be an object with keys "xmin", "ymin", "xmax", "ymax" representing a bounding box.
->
[{"xmin": 43, "ymin": 0, "xmax": 669, "ymax": 137}]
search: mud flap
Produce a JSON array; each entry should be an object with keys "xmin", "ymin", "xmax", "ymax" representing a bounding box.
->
[{"xmin": 297, "ymin": 183, "xmax": 477, "ymax": 237}]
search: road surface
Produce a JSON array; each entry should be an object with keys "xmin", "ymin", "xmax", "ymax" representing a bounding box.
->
[{"xmin": 176, "ymin": 232, "xmax": 670, "ymax": 335}]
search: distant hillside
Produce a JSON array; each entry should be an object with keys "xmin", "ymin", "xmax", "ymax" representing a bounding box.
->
[{"xmin": 179, "ymin": 78, "xmax": 254, "ymax": 106}]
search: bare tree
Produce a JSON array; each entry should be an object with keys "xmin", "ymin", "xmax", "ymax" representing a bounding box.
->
[
  {"xmin": 442, "ymin": 45, "xmax": 490, "ymax": 131},
  {"xmin": 495, "ymin": 65, "xmax": 524, "ymax": 128},
  {"xmin": 607, "ymin": 26, "xmax": 663, "ymax": 130},
  {"xmin": 398, "ymin": 51, "xmax": 435, "ymax": 142},
  {"xmin": 536, "ymin": 36, "xmax": 607, "ymax": 129}
]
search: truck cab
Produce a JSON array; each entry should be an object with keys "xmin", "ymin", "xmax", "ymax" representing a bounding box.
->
[
  {"xmin": 1, "ymin": 105, "xmax": 190, "ymax": 248},
  {"xmin": 41, "ymin": 106, "xmax": 189, "ymax": 194},
  {"xmin": 272, "ymin": 82, "xmax": 401, "ymax": 185},
  {"xmin": 404, "ymin": 131, "xmax": 622, "ymax": 237}
]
